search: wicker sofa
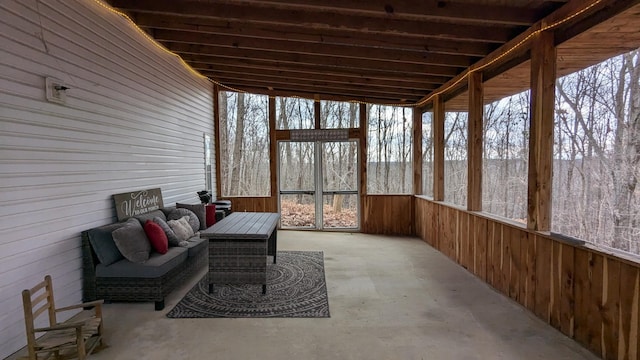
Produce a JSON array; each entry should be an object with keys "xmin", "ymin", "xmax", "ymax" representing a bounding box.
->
[{"xmin": 81, "ymin": 207, "xmax": 209, "ymax": 310}]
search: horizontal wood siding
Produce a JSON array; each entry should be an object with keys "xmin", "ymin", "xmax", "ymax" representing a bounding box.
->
[
  {"xmin": 222, "ymin": 197, "xmax": 278, "ymax": 213},
  {"xmin": 414, "ymin": 196, "xmax": 640, "ymax": 360},
  {"xmin": 226, "ymin": 195, "xmax": 414, "ymax": 235},
  {"xmin": 362, "ymin": 195, "xmax": 413, "ymax": 235},
  {"xmin": 0, "ymin": 0, "xmax": 213, "ymax": 356}
]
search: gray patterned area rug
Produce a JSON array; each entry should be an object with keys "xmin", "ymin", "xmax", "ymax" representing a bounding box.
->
[{"xmin": 166, "ymin": 251, "xmax": 330, "ymax": 318}]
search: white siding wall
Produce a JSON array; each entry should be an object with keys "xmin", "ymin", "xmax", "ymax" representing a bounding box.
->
[{"xmin": 0, "ymin": 0, "xmax": 215, "ymax": 356}]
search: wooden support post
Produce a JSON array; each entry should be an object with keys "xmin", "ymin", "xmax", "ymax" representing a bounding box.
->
[
  {"xmin": 269, "ymin": 96, "xmax": 277, "ymax": 199},
  {"xmin": 413, "ymin": 108, "xmax": 423, "ymax": 195},
  {"xmin": 433, "ymin": 95, "xmax": 445, "ymax": 201},
  {"xmin": 213, "ymin": 85, "xmax": 222, "ymax": 198},
  {"xmin": 359, "ymin": 103, "xmax": 367, "ymax": 195},
  {"xmin": 313, "ymin": 95, "xmax": 321, "ymax": 129},
  {"xmin": 314, "ymin": 95, "xmax": 321, "ymax": 129},
  {"xmin": 359, "ymin": 103, "xmax": 368, "ymax": 221},
  {"xmin": 527, "ymin": 31, "xmax": 556, "ymax": 231},
  {"xmin": 467, "ymin": 71, "xmax": 483, "ymax": 211}
]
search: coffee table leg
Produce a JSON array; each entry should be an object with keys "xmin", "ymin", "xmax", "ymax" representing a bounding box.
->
[
  {"xmin": 209, "ymin": 283, "xmax": 214, "ymax": 294},
  {"xmin": 262, "ymin": 284, "xmax": 266, "ymax": 295},
  {"xmin": 273, "ymin": 231, "xmax": 277, "ymax": 263}
]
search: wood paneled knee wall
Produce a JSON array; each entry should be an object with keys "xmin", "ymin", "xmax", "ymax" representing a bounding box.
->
[{"xmin": 415, "ymin": 197, "xmax": 640, "ymax": 360}]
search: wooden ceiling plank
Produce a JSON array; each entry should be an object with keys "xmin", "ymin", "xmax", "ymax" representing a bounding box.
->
[
  {"xmin": 416, "ymin": 0, "xmax": 640, "ymax": 106},
  {"xmin": 111, "ymin": 0, "xmax": 517, "ymax": 43},
  {"xmin": 183, "ymin": 57, "xmax": 452, "ymax": 85},
  {"xmin": 166, "ymin": 43, "xmax": 462, "ymax": 77},
  {"xmin": 133, "ymin": 14, "xmax": 495, "ymax": 56},
  {"xmin": 224, "ymin": 85, "xmax": 412, "ymax": 105},
  {"xmin": 211, "ymin": 74, "xmax": 429, "ymax": 98},
  {"xmin": 109, "ymin": 0, "xmax": 638, "ymax": 105},
  {"xmin": 222, "ymin": 0, "xmax": 543, "ymax": 25},
  {"xmin": 153, "ymin": 29, "xmax": 475, "ymax": 67},
  {"xmin": 554, "ymin": 0, "xmax": 640, "ymax": 45},
  {"xmin": 219, "ymin": 80, "xmax": 419, "ymax": 103},
  {"xmin": 198, "ymin": 67, "xmax": 438, "ymax": 92},
  {"xmin": 191, "ymin": 62, "xmax": 441, "ymax": 89}
]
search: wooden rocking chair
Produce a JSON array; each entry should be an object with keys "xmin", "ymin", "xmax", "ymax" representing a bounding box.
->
[{"xmin": 21, "ymin": 275, "xmax": 105, "ymax": 360}]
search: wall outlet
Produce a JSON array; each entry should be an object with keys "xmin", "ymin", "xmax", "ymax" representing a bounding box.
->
[{"xmin": 45, "ymin": 77, "xmax": 67, "ymax": 104}]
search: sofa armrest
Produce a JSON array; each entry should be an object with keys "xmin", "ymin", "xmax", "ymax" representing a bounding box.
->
[
  {"xmin": 215, "ymin": 210, "xmax": 225, "ymax": 222},
  {"xmin": 81, "ymin": 231, "xmax": 99, "ymax": 302}
]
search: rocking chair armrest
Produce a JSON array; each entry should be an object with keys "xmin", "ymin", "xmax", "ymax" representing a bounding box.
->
[
  {"xmin": 56, "ymin": 299, "xmax": 104, "ymax": 312},
  {"xmin": 33, "ymin": 321, "xmax": 84, "ymax": 332}
]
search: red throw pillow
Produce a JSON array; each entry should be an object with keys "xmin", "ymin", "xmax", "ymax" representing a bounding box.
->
[
  {"xmin": 144, "ymin": 220, "xmax": 168, "ymax": 254},
  {"xmin": 205, "ymin": 204, "xmax": 217, "ymax": 227}
]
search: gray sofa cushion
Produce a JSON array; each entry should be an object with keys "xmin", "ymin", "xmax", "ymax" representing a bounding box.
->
[
  {"xmin": 87, "ymin": 222, "xmax": 127, "ymax": 266},
  {"xmin": 112, "ymin": 218, "xmax": 151, "ymax": 263},
  {"xmin": 183, "ymin": 236, "xmax": 207, "ymax": 258},
  {"xmin": 167, "ymin": 208, "xmax": 199, "ymax": 233},
  {"xmin": 160, "ymin": 206, "xmax": 176, "ymax": 218},
  {"xmin": 134, "ymin": 209, "xmax": 166, "ymax": 226},
  {"xmin": 95, "ymin": 246, "xmax": 188, "ymax": 278},
  {"xmin": 177, "ymin": 203, "xmax": 207, "ymax": 230}
]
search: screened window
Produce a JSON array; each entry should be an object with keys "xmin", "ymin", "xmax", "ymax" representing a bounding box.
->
[
  {"xmin": 422, "ymin": 111, "xmax": 434, "ymax": 197},
  {"xmin": 276, "ymin": 97, "xmax": 314, "ymax": 130},
  {"xmin": 552, "ymin": 48, "xmax": 640, "ymax": 256},
  {"xmin": 219, "ymin": 91, "xmax": 270, "ymax": 196},
  {"xmin": 366, "ymin": 105, "xmax": 413, "ymax": 194},
  {"xmin": 443, "ymin": 106, "xmax": 468, "ymax": 207},
  {"xmin": 482, "ymin": 90, "xmax": 530, "ymax": 222},
  {"xmin": 321, "ymin": 100, "xmax": 359, "ymax": 129}
]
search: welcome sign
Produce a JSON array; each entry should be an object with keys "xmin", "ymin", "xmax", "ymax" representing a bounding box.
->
[{"xmin": 113, "ymin": 188, "xmax": 164, "ymax": 221}]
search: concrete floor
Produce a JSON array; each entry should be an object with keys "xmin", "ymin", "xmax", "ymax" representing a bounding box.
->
[{"xmin": 88, "ymin": 231, "xmax": 596, "ymax": 360}]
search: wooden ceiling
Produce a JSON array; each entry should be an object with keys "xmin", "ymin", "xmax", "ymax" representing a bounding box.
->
[{"xmin": 109, "ymin": 0, "xmax": 639, "ymax": 105}]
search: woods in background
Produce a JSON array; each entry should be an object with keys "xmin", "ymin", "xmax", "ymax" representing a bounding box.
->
[
  {"xmin": 218, "ymin": 47, "xmax": 639, "ymax": 255},
  {"xmin": 553, "ymin": 48, "xmax": 640, "ymax": 254},
  {"xmin": 424, "ymin": 48, "xmax": 639, "ymax": 255}
]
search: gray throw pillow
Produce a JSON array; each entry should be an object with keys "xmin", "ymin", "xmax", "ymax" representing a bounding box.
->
[
  {"xmin": 167, "ymin": 208, "xmax": 199, "ymax": 233},
  {"xmin": 167, "ymin": 217, "xmax": 192, "ymax": 242},
  {"xmin": 153, "ymin": 216, "xmax": 181, "ymax": 247},
  {"xmin": 87, "ymin": 222, "xmax": 126, "ymax": 265},
  {"xmin": 112, "ymin": 218, "xmax": 151, "ymax": 263},
  {"xmin": 176, "ymin": 203, "xmax": 207, "ymax": 230},
  {"xmin": 133, "ymin": 209, "xmax": 166, "ymax": 226}
]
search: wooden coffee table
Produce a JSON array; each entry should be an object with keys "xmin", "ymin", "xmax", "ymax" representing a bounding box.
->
[{"xmin": 200, "ymin": 212, "xmax": 279, "ymax": 294}]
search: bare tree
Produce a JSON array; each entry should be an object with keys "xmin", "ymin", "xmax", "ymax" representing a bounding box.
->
[
  {"xmin": 482, "ymin": 92, "xmax": 529, "ymax": 221},
  {"xmin": 228, "ymin": 92, "xmax": 246, "ymax": 195},
  {"xmin": 610, "ymin": 50, "xmax": 640, "ymax": 251},
  {"xmin": 553, "ymin": 48, "xmax": 640, "ymax": 254},
  {"xmin": 444, "ymin": 111, "xmax": 468, "ymax": 206},
  {"xmin": 422, "ymin": 111, "xmax": 434, "ymax": 196}
]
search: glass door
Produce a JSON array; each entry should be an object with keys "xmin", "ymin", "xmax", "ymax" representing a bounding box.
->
[
  {"xmin": 279, "ymin": 141, "xmax": 316, "ymax": 228},
  {"xmin": 321, "ymin": 141, "xmax": 359, "ymax": 229},
  {"xmin": 278, "ymin": 140, "xmax": 359, "ymax": 230}
]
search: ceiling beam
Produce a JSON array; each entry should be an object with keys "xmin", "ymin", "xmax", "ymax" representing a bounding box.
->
[
  {"xmin": 153, "ymin": 29, "xmax": 475, "ymax": 67},
  {"xmin": 554, "ymin": 0, "xmax": 640, "ymax": 45},
  {"xmin": 166, "ymin": 43, "xmax": 462, "ymax": 77},
  {"xmin": 133, "ymin": 14, "xmax": 495, "ymax": 57},
  {"xmin": 185, "ymin": 58, "xmax": 451, "ymax": 86},
  {"xmin": 223, "ymin": 85, "xmax": 413, "ymax": 105},
  {"xmin": 216, "ymin": 78, "xmax": 420, "ymax": 103},
  {"xmin": 111, "ymin": 0, "xmax": 519, "ymax": 43},
  {"xmin": 219, "ymin": 0, "xmax": 542, "ymax": 25},
  {"xmin": 196, "ymin": 66, "xmax": 438, "ymax": 92},
  {"xmin": 416, "ymin": 0, "xmax": 640, "ymax": 106},
  {"xmin": 208, "ymin": 72, "xmax": 426, "ymax": 99}
]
